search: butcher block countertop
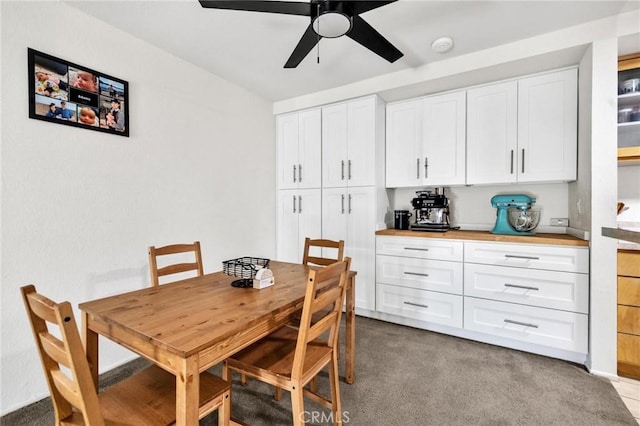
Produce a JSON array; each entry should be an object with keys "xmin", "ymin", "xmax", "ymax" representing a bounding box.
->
[{"xmin": 376, "ymin": 229, "xmax": 589, "ymax": 247}]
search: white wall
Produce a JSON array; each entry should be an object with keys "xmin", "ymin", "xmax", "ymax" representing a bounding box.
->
[{"xmin": 0, "ymin": 2, "xmax": 275, "ymax": 414}]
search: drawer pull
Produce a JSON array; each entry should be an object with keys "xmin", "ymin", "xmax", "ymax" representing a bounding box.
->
[
  {"xmin": 504, "ymin": 319, "xmax": 539, "ymax": 328},
  {"xmin": 504, "ymin": 283, "xmax": 539, "ymax": 291},
  {"xmin": 404, "ymin": 247, "xmax": 429, "ymax": 252},
  {"xmin": 404, "ymin": 272, "xmax": 429, "ymax": 277},
  {"xmin": 504, "ymin": 254, "xmax": 539, "ymax": 260},
  {"xmin": 404, "ymin": 301, "xmax": 429, "ymax": 309}
]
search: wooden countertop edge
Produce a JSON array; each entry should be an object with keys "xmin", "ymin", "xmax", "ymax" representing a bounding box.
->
[{"xmin": 375, "ymin": 229, "xmax": 589, "ymax": 247}]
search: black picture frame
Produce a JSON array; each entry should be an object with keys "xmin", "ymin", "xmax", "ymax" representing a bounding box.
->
[{"xmin": 28, "ymin": 48, "xmax": 129, "ymax": 137}]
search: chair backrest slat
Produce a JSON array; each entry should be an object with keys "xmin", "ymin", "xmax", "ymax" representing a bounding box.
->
[
  {"xmin": 40, "ymin": 331, "xmax": 72, "ymax": 368},
  {"xmin": 148, "ymin": 241, "xmax": 204, "ymax": 286}
]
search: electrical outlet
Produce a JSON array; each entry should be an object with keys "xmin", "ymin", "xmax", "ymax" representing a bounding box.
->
[{"xmin": 550, "ymin": 218, "xmax": 569, "ymax": 227}]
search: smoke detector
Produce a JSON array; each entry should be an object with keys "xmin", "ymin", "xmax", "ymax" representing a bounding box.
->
[{"xmin": 432, "ymin": 37, "xmax": 454, "ymax": 53}]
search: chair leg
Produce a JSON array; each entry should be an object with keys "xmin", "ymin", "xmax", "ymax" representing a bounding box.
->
[
  {"xmin": 222, "ymin": 361, "xmax": 230, "ymax": 382},
  {"xmin": 241, "ymin": 374, "xmax": 248, "ymax": 386},
  {"xmin": 274, "ymin": 385, "xmax": 282, "ymax": 401},
  {"xmin": 328, "ymin": 354, "xmax": 342, "ymax": 426},
  {"xmin": 310, "ymin": 375, "xmax": 318, "ymax": 393},
  {"xmin": 291, "ymin": 384, "xmax": 305, "ymax": 426},
  {"xmin": 218, "ymin": 389, "xmax": 231, "ymax": 426}
]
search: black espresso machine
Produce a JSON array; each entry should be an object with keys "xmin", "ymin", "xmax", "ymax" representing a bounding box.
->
[{"xmin": 410, "ymin": 188, "xmax": 451, "ymax": 232}]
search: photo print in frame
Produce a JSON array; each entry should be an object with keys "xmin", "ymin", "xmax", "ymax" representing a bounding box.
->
[{"xmin": 28, "ymin": 48, "xmax": 129, "ymax": 137}]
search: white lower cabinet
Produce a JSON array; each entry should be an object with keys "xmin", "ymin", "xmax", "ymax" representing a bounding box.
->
[
  {"xmin": 464, "ymin": 297, "xmax": 588, "ymax": 353},
  {"xmin": 375, "ymin": 235, "xmax": 590, "ymax": 361},
  {"xmin": 377, "ymin": 284, "xmax": 462, "ymax": 327},
  {"xmin": 376, "ymin": 255, "xmax": 463, "ymax": 294},
  {"xmin": 464, "ymin": 263, "xmax": 589, "ymax": 313}
]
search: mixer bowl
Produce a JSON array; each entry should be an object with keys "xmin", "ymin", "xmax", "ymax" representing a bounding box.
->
[{"xmin": 507, "ymin": 208, "xmax": 540, "ymax": 232}]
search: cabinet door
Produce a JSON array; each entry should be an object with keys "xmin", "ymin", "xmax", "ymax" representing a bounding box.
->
[
  {"xmin": 385, "ymin": 99, "xmax": 423, "ymax": 188},
  {"xmin": 347, "ymin": 97, "xmax": 376, "ymax": 187},
  {"xmin": 422, "ymin": 91, "xmax": 466, "ymax": 186},
  {"xmin": 322, "ymin": 103, "xmax": 348, "ymax": 188},
  {"xmin": 346, "ymin": 186, "xmax": 377, "ymax": 311},
  {"xmin": 298, "ymin": 109, "xmax": 322, "ymax": 189},
  {"xmin": 322, "ymin": 188, "xmax": 348, "ymax": 243},
  {"xmin": 276, "ymin": 190, "xmax": 300, "ymax": 263},
  {"xmin": 276, "ymin": 113, "xmax": 299, "ymax": 190},
  {"xmin": 297, "ymin": 189, "xmax": 322, "ymax": 260},
  {"xmin": 517, "ymin": 69, "xmax": 577, "ymax": 183},
  {"xmin": 467, "ymin": 81, "xmax": 518, "ymax": 185}
]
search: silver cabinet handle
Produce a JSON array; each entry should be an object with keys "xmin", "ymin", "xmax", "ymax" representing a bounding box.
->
[
  {"xmin": 416, "ymin": 158, "xmax": 420, "ymax": 179},
  {"xmin": 341, "ymin": 194, "xmax": 345, "ymax": 214},
  {"xmin": 404, "ymin": 247, "xmax": 429, "ymax": 251},
  {"xmin": 510, "ymin": 150, "xmax": 514, "ymax": 174},
  {"xmin": 505, "ymin": 254, "xmax": 539, "ymax": 260},
  {"xmin": 424, "ymin": 157, "xmax": 428, "ymax": 179},
  {"xmin": 298, "ymin": 164, "xmax": 302, "ymax": 182},
  {"xmin": 298, "ymin": 195, "xmax": 302, "ymax": 213},
  {"xmin": 404, "ymin": 272, "xmax": 429, "ymax": 277},
  {"xmin": 348, "ymin": 194, "xmax": 352, "ymax": 214},
  {"xmin": 504, "ymin": 319, "xmax": 539, "ymax": 328},
  {"xmin": 504, "ymin": 283, "xmax": 539, "ymax": 291},
  {"xmin": 292, "ymin": 195, "xmax": 296, "ymax": 213},
  {"xmin": 293, "ymin": 164, "xmax": 297, "ymax": 183},
  {"xmin": 521, "ymin": 149, "xmax": 525, "ymax": 174},
  {"xmin": 341, "ymin": 160, "xmax": 345, "ymax": 180},
  {"xmin": 404, "ymin": 301, "xmax": 429, "ymax": 308},
  {"xmin": 348, "ymin": 160, "xmax": 352, "ymax": 180}
]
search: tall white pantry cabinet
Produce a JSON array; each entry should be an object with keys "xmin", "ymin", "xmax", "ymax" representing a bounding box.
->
[{"xmin": 276, "ymin": 95, "xmax": 388, "ymax": 312}]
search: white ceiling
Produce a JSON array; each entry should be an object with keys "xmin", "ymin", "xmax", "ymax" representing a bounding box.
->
[{"xmin": 67, "ymin": 0, "xmax": 640, "ymax": 102}]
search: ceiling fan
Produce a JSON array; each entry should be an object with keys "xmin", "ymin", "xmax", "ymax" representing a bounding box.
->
[{"xmin": 199, "ymin": 0, "xmax": 403, "ymax": 68}]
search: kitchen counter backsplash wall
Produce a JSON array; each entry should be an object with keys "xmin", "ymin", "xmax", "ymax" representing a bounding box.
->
[
  {"xmin": 618, "ymin": 165, "xmax": 640, "ymax": 223},
  {"xmin": 393, "ymin": 183, "xmax": 569, "ymax": 233}
]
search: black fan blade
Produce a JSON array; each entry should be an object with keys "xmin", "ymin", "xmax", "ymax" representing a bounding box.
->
[
  {"xmin": 351, "ymin": 0, "xmax": 397, "ymax": 15},
  {"xmin": 347, "ymin": 15, "xmax": 403, "ymax": 63},
  {"xmin": 199, "ymin": 1, "xmax": 310, "ymax": 16},
  {"xmin": 285, "ymin": 24, "xmax": 321, "ymax": 68}
]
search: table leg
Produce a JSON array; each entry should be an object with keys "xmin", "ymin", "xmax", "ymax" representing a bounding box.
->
[
  {"xmin": 81, "ymin": 311, "xmax": 99, "ymax": 389},
  {"xmin": 345, "ymin": 275, "xmax": 356, "ymax": 384},
  {"xmin": 175, "ymin": 355, "xmax": 200, "ymax": 426}
]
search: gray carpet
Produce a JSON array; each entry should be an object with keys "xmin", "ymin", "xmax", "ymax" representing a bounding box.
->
[{"xmin": 2, "ymin": 316, "xmax": 636, "ymax": 425}]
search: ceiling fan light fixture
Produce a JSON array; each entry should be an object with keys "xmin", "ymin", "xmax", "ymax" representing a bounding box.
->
[{"xmin": 312, "ymin": 12, "xmax": 352, "ymax": 38}]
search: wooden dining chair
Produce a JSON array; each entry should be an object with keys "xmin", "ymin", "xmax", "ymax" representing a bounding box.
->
[
  {"xmin": 223, "ymin": 258, "xmax": 351, "ymax": 426},
  {"xmin": 148, "ymin": 241, "xmax": 204, "ymax": 286},
  {"xmin": 302, "ymin": 238, "xmax": 345, "ymax": 267},
  {"xmin": 21, "ymin": 284, "xmax": 231, "ymax": 426}
]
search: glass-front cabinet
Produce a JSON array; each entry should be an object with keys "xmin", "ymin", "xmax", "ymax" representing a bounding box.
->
[{"xmin": 618, "ymin": 54, "xmax": 640, "ymax": 164}]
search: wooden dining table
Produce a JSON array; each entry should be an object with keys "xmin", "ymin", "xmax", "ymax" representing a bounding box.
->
[{"xmin": 79, "ymin": 260, "xmax": 356, "ymax": 426}]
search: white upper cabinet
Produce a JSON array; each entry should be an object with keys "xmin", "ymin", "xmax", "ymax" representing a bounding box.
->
[
  {"xmin": 386, "ymin": 91, "xmax": 466, "ymax": 188},
  {"xmin": 517, "ymin": 69, "xmax": 578, "ymax": 183},
  {"xmin": 276, "ymin": 109, "xmax": 321, "ymax": 190},
  {"xmin": 323, "ymin": 97, "xmax": 376, "ymax": 188},
  {"xmin": 422, "ymin": 91, "xmax": 466, "ymax": 186},
  {"xmin": 467, "ymin": 69, "xmax": 577, "ymax": 185},
  {"xmin": 385, "ymin": 99, "xmax": 423, "ymax": 188},
  {"xmin": 466, "ymin": 81, "xmax": 518, "ymax": 185}
]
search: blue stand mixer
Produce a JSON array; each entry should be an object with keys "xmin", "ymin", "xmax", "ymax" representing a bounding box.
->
[{"xmin": 491, "ymin": 194, "xmax": 538, "ymax": 235}]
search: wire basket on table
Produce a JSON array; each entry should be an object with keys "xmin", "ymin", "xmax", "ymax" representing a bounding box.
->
[{"xmin": 222, "ymin": 257, "xmax": 270, "ymax": 288}]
